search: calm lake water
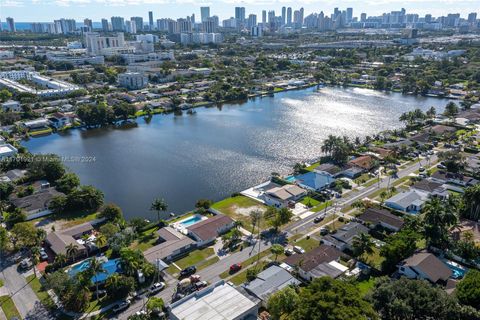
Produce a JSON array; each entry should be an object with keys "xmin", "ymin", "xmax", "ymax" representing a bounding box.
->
[{"xmin": 23, "ymin": 87, "xmax": 449, "ymax": 220}]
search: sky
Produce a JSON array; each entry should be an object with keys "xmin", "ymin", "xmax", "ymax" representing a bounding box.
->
[{"xmin": 1, "ymin": 0, "xmax": 479, "ymax": 22}]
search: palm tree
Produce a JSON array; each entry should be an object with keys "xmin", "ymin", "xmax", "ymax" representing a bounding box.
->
[
  {"xmin": 66, "ymin": 243, "xmax": 79, "ymax": 262},
  {"xmin": 120, "ymin": 253, "xmax": 140, "ymax": 277},
  {"xmin": 150, "ymin": 198, "xmax": 168, "ymax": 223},
  {"xmin": 249, "ymin": 210, "xmax": 262, "ymax": 236},
  {"xmin": 30, "ymin": 247, "xmax": 40, "ymax": 278},
  {"xmin": 54, "ymin": 253, "xmax": 68, "ymax": 268},
  {"xmin": 95, "ymin": 234, "xmax": 107, "ymax": 248},
  {"xmin": 352, "ymin": 233, "xmax": 375, "ymax": 260},
  {"xmin": 88, "ymin": 257, "xmax": 105, "ymax": 300},
  {"xmin": 422, "ymin": 198, "xmax": 458, "ymax": 249},
  {"xmin": 270, "ymin": 244, "xmax": 284, "ymax": 261},
  {"xmin": 379, "ymin": 191, "xmax": 388, "ymax": 204}
]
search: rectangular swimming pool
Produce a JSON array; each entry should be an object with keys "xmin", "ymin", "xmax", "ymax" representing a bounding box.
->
[{"xmin": 179, "ymin": 215, "xmax": 203, "ymax": 227}]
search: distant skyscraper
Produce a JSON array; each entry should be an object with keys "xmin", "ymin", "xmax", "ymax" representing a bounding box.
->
[
  {"xmin": 202, "ymin": 17, "xmax": 217, "ymax": 33},
  {"xmin": 201, "ymin": 7, "xmax": 210, "ymax": 22},
  {"xmin": 101, "ymin": 18, "xmax": 109, "ymax": 31},
  {"xmin": 149, "ymin": 11, "xmax": 154, "ymax": 30},
  {"xmin": 131, "ymin": 17, "xmax": 143, "ymax": 32},
  {"xmin": 287, "ymin": 7, "xmax": 292, "ymax": 26},
  {"xmin": 235, "ymin": 7, "xmax": 246, "ymax": 23},
  {"xmin": 468, "ymin": 12, "xmax": 477, "ymax": 23},
  {"xmin": 425, "ymin": 14, "xmax": 432, "ymax": 23},
  {"xmin": 262, "ymin": 10, "xmax": 267, "ymax": 24},
  {"xmin": 300, "ymin": 8, "xmax": 304, "ymax": 25},
  {"xmin": 84, "ymin": 18, "xmax": 92, "ymax": 29},
  {"xmin": 125, "ymin": 20, "xmax": 136, "ymax": 33},
  {"xmin": 334, "ymin": 7, "xmax": 340, "ymax": 19},
  {"xmin": 346, "ymin": 8, "xmax": 353, "ymax": 22},
  {"xmin": 6, "ymin": 17, "xmax": 15, "ymax": 32},
  {"xmin": 281, "ymin": 7, "xmax": 286, "ymax": 26},
  {"xmin": 247, "ymin": 14, "xmax": 257, "ymax": 28},
  {"xmin": 111, "ymin": 16, "xmax": 125, "ymax": 31},
  {"xmin": 360, "ymin": 13, "xmax": 367, "ymax": 22}
]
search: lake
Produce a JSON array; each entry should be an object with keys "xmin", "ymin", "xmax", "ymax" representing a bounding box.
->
[{"xmin": 22, "ymin": 86, "xmax": 449, "ymax": 220}]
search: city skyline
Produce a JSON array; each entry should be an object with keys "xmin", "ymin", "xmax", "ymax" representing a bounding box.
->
[{"xmin": 1, "ymin": 0, "xmax": 479, "ymax": 22}]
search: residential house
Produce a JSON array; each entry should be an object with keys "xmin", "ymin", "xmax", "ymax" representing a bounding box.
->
[
  {"xmin": 0, "ymin": 169, "xmax": 27, "ymax": 183},
  {"xmin": 348, "ymin": 155, "xmax": 377, "ymax": 172},
  {"xmin": 23, "ymin": 118, "xmax": 50, "ymax": 130},
  {"xmin": 322, "ymin": 222, "xmax": 369, "ymax": 251},
  {"xmin": 263, "ymin": 184, "xmax": 307, "ymax": 208},
  {"xmin": 48, "ymin": 112, "xmax": 72, "ymax": 129},
  {"xmin": 243, "ymin": 265, "xmax": 301, "ymax": 303},
  {"xmin": 411, "ymin": 179, "xmax": 449, "ymax": 199},
  {"xmin": 430, "ymin": 171, "xmax": 479, "ymax": 188},
  {"xmin": 283, "ymin": 244, "xmax": 346, "ymax": 281},
  {"xmin": 1, "ymin": 100, "xmax": 22, "ymax": 112},
  {"xmin": 314, "ymin": 163, "xmax": 343, "ymax": 178},
  {"xmin": 0, "ymin": 143, "xmax": 18, "ymax": 159},
  {"xmin": 293, "ymin": 171, "xmax": 335, "ymax": 191},
  {"xmin": 143, "ymin": 227, "xmax": 196, "ymax": 263},
  {"xmin": 45, "ymin": 221, "xmax": 95, "ymax": 258},
  {"xmin": 384, "ymin": 189, "xmax": 429, "ymax": 213},
  {"xmin": 357, "ymin": 207, "xmax": 404, "ymax": 232},
  {"xmin": 369, "ymin": 147, "xmax": 394, "ymax": 160},
  {"xmin": 168, "ymin": 281, "xmax": 259, "ymax": 320},
  {"xmin": 397, "ymin": 252, "xmax": 452, "ymax": 284},
  {"xmin": 10, "ymin": 187, "xmax": 65, "ymax": 220},
  {"xmin": 187, "ymin": 214, "xmax": 235, "ymax": 246}
]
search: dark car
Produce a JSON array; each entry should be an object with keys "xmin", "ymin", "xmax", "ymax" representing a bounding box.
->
[
  {"xmin": 112, "ymin": 299, "xmax": 130, "ymax": 313},
  {"xmin": 180, "ymin": 266, "xmax": 196, "ymax": 278},
  {"xmin": 229, "ymin": 263, "xmax": 242, "ymax": 273},
  {"xmin": 313, "ymin": 215, "xmax": 324, "ymax": 223}
]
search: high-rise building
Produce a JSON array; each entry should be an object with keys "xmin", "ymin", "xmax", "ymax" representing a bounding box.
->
[
  {"xmin": 131, "ymin": 17, "xmax": 143, "ymax": 32},
  {"xmin": 178, "ymin": 18, "xmax": 192, "ymax": 33},
  {"xmin": 468, "ymin": 12, "xmax": 477, "ymax": 23},
  {"xmin": 202, "ymin": 17, "xmax": 217, "ymax": 33},
  {"xmin": 111, "ymin": 16, "xmax": 125, "ymax": 31},
  {"xmin": 425, "ymin": 14, "xmax": 432, "ymax": 23},
  {"xmin": 235, "ymin": 7, "xmax": 246, "ymax": 23},
  {"xmin": 54, "ymin": 19, "xmax": 76, "ymax": 34},
  {"xmin": 84, "ymin": 18, "xmax": 93, "ymax": 29},
  {"xmin": 85, "ymin": 32, "xmax": 126, "ymax": 55},
  {"xmin": 125, "ymin": 20, "xmax": 136, "ymax": 33},
  {"xmin": 346, "ymin": 8, "xmax": 353, "ymax": 22},
  {"xmin": 156, "ymin": 18, "xmax": 170, "ymax": 31},
  {"xmin": 299, "ymin": 8, "xmax": 304, "ymax": 25},
  {"xmin": 101, "ymin": 18, "xmax": 109, "ymax": 31},
  {"xmin": 201, "ymin": 7, "xmax": 210, "ymax": 22},
  {"xmin": 148, "ymin": 11, "xmax": 154, "ymax": 30},
  {"xmin": 247, "ymin": 14, "xmax": 257, "ymax": 28},
  {"xmin": 281, "ymin": 7, "xmax": 286, "ymax": 26},
  {"xmin": 287, "ymin": 7, "xmax": 292, "ymax": 26},
  {"xmin": 6, "ymin": 17, "xmax": 15, "ymax": 32},
  {"xmin": 251, "ymin": 25, "xmax": 263, "ymax": 37},
  {"xmin": 262, "ymin": 10, "xmax": 267, "ymax": 24},
  {"xmin": 191, "ymin": 14, "xmax": 195, "ymax": 24},
  {"xmin": 360, "ymin": 13, "xmax": 367, "ymax": 22}
]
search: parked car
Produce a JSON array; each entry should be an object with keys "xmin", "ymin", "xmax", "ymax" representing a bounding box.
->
[
  {"xmin": 195, "ymin": 281, "xmax": 208, "ymax": 290},
  {"xmin": 320, "ymin": 227, "xmax": 329, "ymax": 236},
  {"xmin": 19, "ymin": 258, "xmax": 31, "ymax": 270},
  {"xmin": 149, "ymin": 282, "xmax": 166, "ymax": 295},
  {"xmin": 313, "ymin": 215, "xmax": 325, "ymax": 223},
  {"xmin": 229, "ymin": 263, "xmax": 242, "ymax": 273},
  {"xmin": 419, "ymin": 167, "xmax": 425, "ymax": 172},
  {"xmin": 180, "ymin": 266, "xmax": 196, "ymax": 278},
  {"xmin": 112, "ymin": 299, "xmax": 130, "ymax": 313},
  {"xmin": 437, "ymin": 164, "xmax": 447, "ymax": 170},
  {"xmin": 284, "ymin": 248, "xmax": 294, "ymax": 256},
  {"xmin": 293, "ymin": 246, "xmax": 305, "ymax": 254},
  {"xmin": 39, "ymin": 248, "xmax": 48, "ymax": 261}
]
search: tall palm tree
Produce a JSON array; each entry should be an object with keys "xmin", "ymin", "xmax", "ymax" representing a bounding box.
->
[
  {"xmin": 30, "ymin": 247, "xmax": 40, "ymax": 278},
  {"xmin": 66, "ymin": 243, "xmax": 79, "ymax": 262},
  {"xmin": 95, "ymin": 234, "xmax": 107, "ymax": 248},
  {"xmin": 422, "ymin": 198, "xmax": 458, "ymax": 249},
  {"xmin": 352, "ymin": 233, "xmax": 375, "ymax": 260},
  {"xmin": 54, "ymin": 253, "xmax": 67, "ymax": 268},
  {"xmin": 150, "ymin": 198, "xmax": 168, "ymax": 223},
  {"xmin": 88, "ymin": 258, "xmax": 105, "ymax": 300},
  {"xmin": 270, "ymin": 244, "xmax": 284, "ymax": 261},
  {"xmin": 249, "ymin": 210, "xmax": 262, "ymax": 236}
]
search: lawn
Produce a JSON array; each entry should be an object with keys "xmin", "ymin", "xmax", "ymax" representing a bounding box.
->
[
  {"xmin": 26, "ymin": 275, "xmax": 56, "ymax": 309},
  {"xmin": 211, "ymin": 196, "xmax": 269, "ymax": 231},
  {"xmin": 219, "ymin": 250, "xmax": 271, "ymax": 279},
  {"xmin": 54, "ymin": 211, "xmax": 99, "ymax": 228},
  {"xmin": 311, "ymin": 201, "xmax": 332, "ymax": 212},
  {"xmin": 0, "ymin": 296, "xmax": 21, "ymax": 320},
  {"xmin": 305, "ymin": 162, "xmax": 320, "ymax": 171},
  {"xmin": 0, "ymin": 279, "xmax": 3, "ymax": 287},
  {"xmin": 362, "ymin": 247, "xmax": 385, "ymax": 270},
  {"xmin": 29, "ymin": 127, "xmax": 53, "ymax": 136},
  {"xmin": 130, "ymin": 226, "xmax": 159, "ymax": 251},
  {"xmin": 300, "ymin": 197, "xmax": 320, "ymax": 207},
  {"xmin": 356, "ymin": 277, "xmax": 377, "ymax": 297},
  {"xmin": 293, "ymin": 237, "xmax": 320, "ymax": 252},
  {"xmin": 174, "ymin": 247, "xmax": 215, "ymax": 270},
  {"xmin": 228, "ymin": 261, "xmax": 268, "ymax": 285}
]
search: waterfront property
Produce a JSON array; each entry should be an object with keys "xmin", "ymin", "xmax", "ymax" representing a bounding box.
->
[
  {"xmin": 68, "ymin": 257, "xmax": 121, "ymax": 284},
  {"xmin": 171, "ymin": 214, "xmax": 208, "ymax": 234},
  {"xmin": 290, "ymin": 171, "xmax": 335, "ymax": 192},
  {"xmin": 186, "ymin": 214, "xmax": 235, "ymax": 247},
  {"xmin": 10, "ymin": 187, "xmax": 65, "ymax": 220},
  {"xmin": 143, "ymin": 226, "xmax": 196, "ymax": 263},
  {"xmin": 263, "ymin": 184, "xmax": 307, "ymax": 208},
  {"xmin": 46, "ymin": 221, "xmax": 97, "ymax": 259}
]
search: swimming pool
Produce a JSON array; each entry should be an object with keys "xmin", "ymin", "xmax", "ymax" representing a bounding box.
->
[
  {"xmin": 284, "ymin": 176, "xmax": 296, "ymax": 183},
  {"xmin": 68, "ymin": 258, "xmax": 121, "ymax": 283},
  {"xmin": 178, "ymin": 215, "xmax": 203, "ymax": 227},
  {"xmin": 444, "ymin": 260, "xmax": 467, "ymax": 279}
]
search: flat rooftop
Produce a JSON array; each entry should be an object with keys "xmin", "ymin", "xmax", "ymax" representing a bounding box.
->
[{"xmin": 169, "ymin": 281, "xmax": 257, "ymax": 320}]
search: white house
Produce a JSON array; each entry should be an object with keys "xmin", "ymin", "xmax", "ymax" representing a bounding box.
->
[
  {"xmin": 1, "ymin": 100, "xmax": 22, "ymax": 112},
  {"xmin": 384, "ymin": 190, "xmax": 429, "ymax": 214},
  {"xmin": 397, "ymin": 252, "xmax": 452, "ymax": 284},
  {"xmin": 263, "ymin": 184, "xmax": 307, "ymax": 208},
  {"xmin": 0, "ymin": 144, "xmax": 18, "ymax": 159},
  {"xmin": 48, "ymin": 112, "xmax": 72, "ymax": 129}
]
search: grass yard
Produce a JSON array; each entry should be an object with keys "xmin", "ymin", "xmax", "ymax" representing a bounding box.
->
[
  {"xmin": 362, "ymin": 247, "xmax": 385, "ymax": 270},
  {"xmin": 356, "ymin": 277, "xmax": 377, "ymax": 297},
  {"xmin": 300, "ymin": 197, "xmax": 320, "ymax": 207},
  {"xmin": 29, "ymin": 127, "xmax": 53, "ymax": 136},
  {"xmin": 211, "ymin": 196, "xmax": 269, "ymax": 230},
  {"xmin": 219, "ymin": 250, "xmax": 271, "ymax": 279},
  {"xmin": 0, "ymin": 296, "xmax": 21, "ymax": 320},
  {"xmin": 228, "ymin": 261, "xmax": 268, "ymax": 285},
  {"xmin": 0, "ymin": 279, "xmax": 3, "ymax": 287},
  {"xmin": 305, "ymin": 162, "xmax": 320, "ymax": 171},
  {"xmin": 130, "ymin": 226, "xmax": 159, "ymax": 251},
  {"xmin": 54, "ymin": 211, "xmax": 99, "ymax": 229},
  {"xmin": 311, "ymin": 201, "xmax": 332, "ymax": 212},
  {"xmin": 27, "ymin": 275, "xmax": 56, "ymax": 309},
  {"xmin": 174, "ymin": 247, "xmax": 215, "ymax": 270},
  {"xmin": 293, "ymin": 237, "xmax": 320, "ymax": 252}
]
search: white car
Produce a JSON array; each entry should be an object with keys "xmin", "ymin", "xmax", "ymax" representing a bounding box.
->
[
  {"xmin": 293, "ymin": 246, "xmax": 305, "ymax": 254},
  {"xmin": 112, "ymin": 299, "xmax": 130, "ymax": 313},
  {"xmin": 149, "ymin": 282, "xmax": 166, "ymax": 295}
]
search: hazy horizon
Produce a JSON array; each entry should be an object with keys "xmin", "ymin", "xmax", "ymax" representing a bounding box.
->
[{"xmin": 1, "ymin": 0, "xmax": 479, "ymax": 23}]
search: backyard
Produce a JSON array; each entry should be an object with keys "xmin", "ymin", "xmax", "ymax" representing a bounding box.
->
[
  {"xmin": 0, "ymin": 296, "xmax": 21, "ymax": 320},
  {"xmin": 211, "ymin": 196, "xmax": 269, "ymax": 231}
]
